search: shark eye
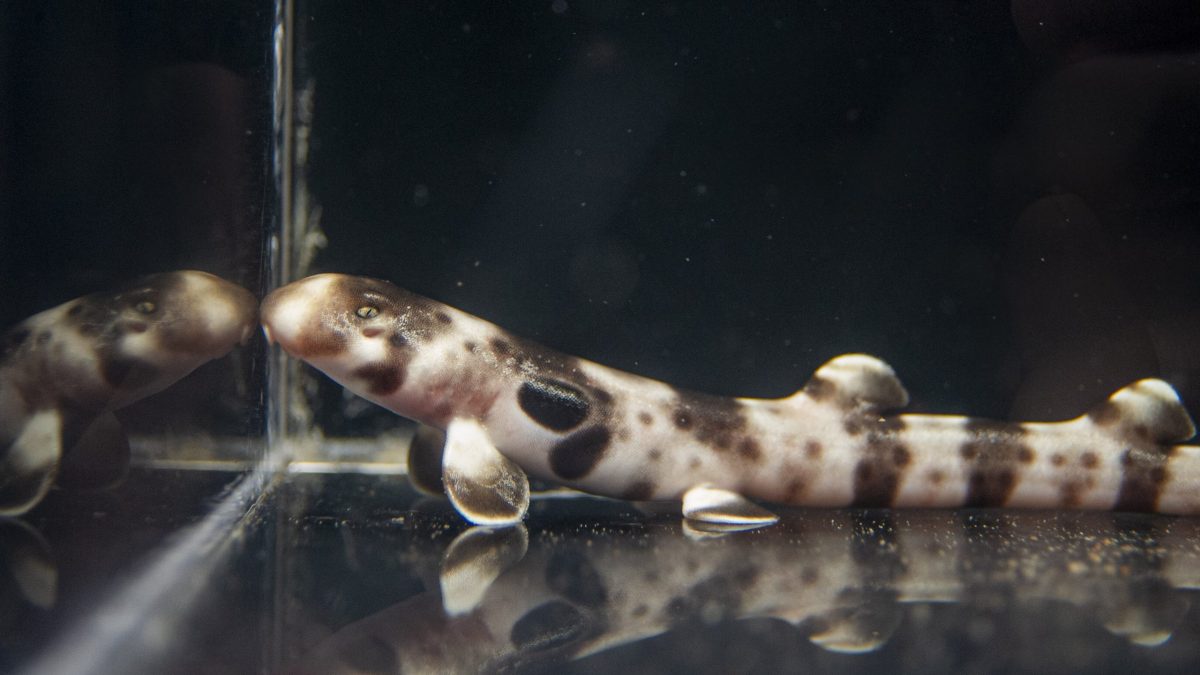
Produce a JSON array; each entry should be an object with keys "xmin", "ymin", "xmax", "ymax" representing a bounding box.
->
[
  {"xmin": 356, "ymin": 306, "xmax": 379, "ymax": 319},
  {"xmin": 134, "ymin": 301, "xmax": 157, "ymax": 315}
]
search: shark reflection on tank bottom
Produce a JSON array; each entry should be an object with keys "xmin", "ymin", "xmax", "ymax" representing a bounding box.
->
[
  {"xmin": 0, "ymin": 271, "xmax": 258, "ymax": 515},
  {"xmin": 261, "ymin": 273, "xmax": 1200, "ymax": 527}
]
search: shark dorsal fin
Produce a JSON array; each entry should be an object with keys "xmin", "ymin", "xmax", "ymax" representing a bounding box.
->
[
  {"xmin": 1085, "ymin": 379, "xmax": 1196, "ymax": 444},
  {"xmin": 793, "ymin": 354, "xmax": 909, "ymax": 411}
]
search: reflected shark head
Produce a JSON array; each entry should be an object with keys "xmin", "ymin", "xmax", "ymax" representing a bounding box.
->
[{"xmin": 61, "ymin": 270, "xmax": 258, "ymax": 405}]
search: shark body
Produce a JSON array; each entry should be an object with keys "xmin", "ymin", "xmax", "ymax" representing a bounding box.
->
[
  {"xmin": 0, "ymin": 270, "xmax": 257, "ymax": 514},
  {"xmin": 261, "ymin": 273, "xmax": 1200, "ymax": 526}
]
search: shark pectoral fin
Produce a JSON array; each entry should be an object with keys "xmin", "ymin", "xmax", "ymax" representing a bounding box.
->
[
  {"xmin": 439, "ymin": 524, "xmax": 529, "ymax": 616},
  {"xmin": 0, "ymin": 409, "xmax": 63, "ymax": 516},
  {"xmin": 795, "ymin": 353, "xmax": 909, "ymax": 411},
  {"xmin": 681, "ymin": 484, "xmax": 779, "ymax": 528},
  {"xmin": 442, "ymin": 417, "xmax": 530, "ymax": 526},
  {"xmin": 807, "ymin": 599, "xmax": 902, "ymax": 654},
  {"xmin": 1086, "ymin": 379, "xmax": 1196, "ymax": 444},
  {"xmin": 406, "ymin": 424, "xmax": 447, "ymax": 496},
  {"xmin": 0, "ymin": 519, "xmax": 58, "ymax": 609},
  {"xmin": 56, "ymin": 412, "xmax": 131, "ymax": 491}
]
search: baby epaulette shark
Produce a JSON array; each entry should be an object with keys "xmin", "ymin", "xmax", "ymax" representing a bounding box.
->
[{"xmin": 261, "ymin": 274, "xmax": 1200, "ymax": 528}]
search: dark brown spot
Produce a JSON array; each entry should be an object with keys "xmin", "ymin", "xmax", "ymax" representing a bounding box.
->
[
  {"xmin": 851, "ymin": 449, "xmax": 903, "ymax": 508},
  {"xmin": 804, "ymin": 440, "xmax": 823, "ymax": 460},
  {"xmin": 353, "ymin": 363, "xmax": 404, "ymax": 396},
  {"xmin": 801, "ymin": 567, "xmax": 820, "ymax": 585},
  {"xmin": 803, "ymin": 376, "xmax": 834, "ymax": 401},
  {"xmin": 733, "ymin": 565, "xmax": 760, "ymax": 590},
  {"xmin": 959, "ymin": 422, "xmax": 1032, "ymax": 508},
  {"xmin": 964, "ymin": 418, "xmax": 1029, "ymax": 437},
  {"xmin": 546, "ymin": 550, "xmax": 608, "ymax": 606},
  {"xmin": 844, "ymin": 417, "xmax": 864, "ymax": 436},
  {"xmin": 435, "ymin": 311, "xmax": 452, "ymax": 324},
  {"xmin": 510, "ymin": 602, "xmax": 588, "ymax": 651},
  {"xmin": 622, "ymin": 481, "xmax": 656, "ymax": 501},
  {"xmin": 464, "ymin": 340, "xmax": 477, "ymax": 352},
  {"xmin": 648, "ymin": 448, "xmax": 662, "ymax": 461},
  {"xmin": 1080, "ymin": 451, "xmax": 1099, "ymax": 469},
  {"xmin": 783, "ymin": 477, "xmax": 806, "ymax": 502},
  {"xmin": 1114, "ymin": 445, "xmax": 1171, "ymax": 513},
  {"xmin": 1059, "ymin": 479, "xmax": 1086, "ymax": 508},
  {"xmin": 689, "ymin": 457, "xmax": 701, "ymax": 470},
  {"xmin": 850, "ymin": 417, "xmax": 913, "ymax": 507},
  {"xmin": 638, "ymin": 412, "xmax": 654, "ymax": 426},
  {"xmin": 737, "ymin": 438, "xmax": 762, "ymax": 463},
  {"xmin": 928, "ymin": 469, "xmax": 945, "ymax": 485},
  {"xmin": 101, "ymin": 355, "xmax": 161, "ymax": 390},
  {"xmin": 1051, "ymin": 453, "xmax": 1066, "ymax": 467},
  {"xmin": 550, "ymin": 427, "xmax": 612, "ymax": 480},
  {"xmin": 490, "ymin": 338, "xmax": 513, "ymax": 355},
  {"xmin": 965, "ymin": 468, "xmax": 1016, "ymax": 508},
  {"xmin": 1087, "ymin": 400, "xmax": 1121, "ymax": 427},
  {"xmin": 671, "ymin": 390, "xmax": 747, "ymax": 452},
  {"xmin": 518, "ymin": 378, "xmax": 590, "ymax": 431},
  {"xmin": 632, "ymin": 604, "xmax": 649, "ymax": 617}
]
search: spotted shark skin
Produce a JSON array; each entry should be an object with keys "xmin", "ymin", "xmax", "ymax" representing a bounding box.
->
[
  {"xmin": 261, "ymin": 273, "xmax": 1200, "ymax": 526},
  {"xmin": 0, "ymin": 271, "xmax": 258, "ymax": 514},
  {"xmin": 285, "ymin": 512, "xmax": 1200, "ymax": 674}
]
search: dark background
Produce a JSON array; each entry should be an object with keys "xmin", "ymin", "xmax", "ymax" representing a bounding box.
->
[
  {"xmin": 294, "ymin": 1, "xmax": 1199, "ymax": 432},
  {"xmin": 0, "ymin": 1, "xmax": 271, "ymax": 314},
  {"xmin": 1, "ymin": 0, "xmax": 1197, "ymax": 427},
  {"xmin": 0, "ymin": 1, "xmax": 275, "ymax": 437}
]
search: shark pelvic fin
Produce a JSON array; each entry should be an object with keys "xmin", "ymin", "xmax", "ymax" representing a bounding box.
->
[
  {"xmin": 1086, "ymin": 379, "xmax": 1196, "ymax": 444},
  {"xmin": 406, "ymin": 424, "xmax": 447, "ymax": 496},
  {"xmin": 0, "ymin": 518, "xmax": 58, "ymax": 609},
  {"xmin": 56, "ymin": 412, "xmax": 131, "ymax": 491},
  {"xmin": 796, "ymin": 353, "xmax": 909, "ymax": 411},
  {"xmin": 442, "ymin": 417, "xmax": 530, "ymax": 526},
  {"xmin": 681, "ymin": 483, "xmax": 779, "ymax": 527},
  {"xmin": 0, "ymin": 409, "xmax": 63, "ymax": 516}
]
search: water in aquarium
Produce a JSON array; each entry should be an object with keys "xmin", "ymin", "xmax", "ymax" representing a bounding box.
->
[{"xmin": 2, "ymin": 1, "xmax": 1200, "ymax": 673}]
